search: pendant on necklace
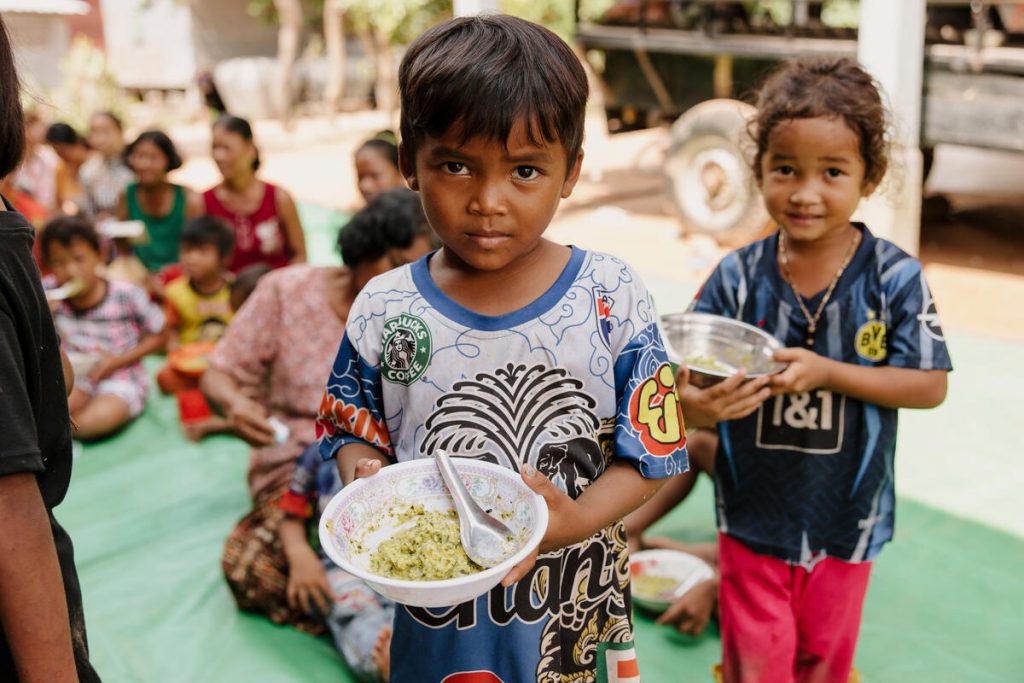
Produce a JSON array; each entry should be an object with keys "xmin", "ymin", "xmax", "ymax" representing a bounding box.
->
[{"xmin": 807, "ymin": 337, "xmax": 814, "ymax": 346}]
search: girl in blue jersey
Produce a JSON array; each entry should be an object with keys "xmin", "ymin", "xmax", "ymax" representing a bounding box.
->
[{"xmin": 680, "ymin": 58, "xmax": 952, "ymax": 683}]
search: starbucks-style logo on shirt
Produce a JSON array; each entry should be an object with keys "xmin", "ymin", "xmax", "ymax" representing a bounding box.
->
[{"xmin": 381, "ymin": 313, "xmax": 431, "ymax": 385}]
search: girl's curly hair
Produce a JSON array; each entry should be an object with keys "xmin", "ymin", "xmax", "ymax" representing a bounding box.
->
[{"xmin": 751, "ymin": 57, "xmax": 890, "ymax": 189}]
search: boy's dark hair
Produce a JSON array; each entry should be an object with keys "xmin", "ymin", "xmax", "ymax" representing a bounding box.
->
[
  {"xmin": 92, "ymin": 110, "xmax": 123, "ymax": 132},
  {"xmin": 752, "ymin": 57, "xmax": 890, "ymax": 188},
  {"xmin": 230, "ymin": 263, "xmax": 271, "ymax": 306},
  {"xmin": 358, "ymin": 131, "xmax": 399, "ymax": 169},
  {"xmin": 45, "ymin": 122, "xmax": 88, "ymax": 147},
  {"xmin": 398, "ymin": 15, "xmax": 588, "ymax": 173},
  {"xmin": 338, "ymin": 187, "xmax": 430, "ymax": 267},
  {"xmin": 0, "ymin": 17, "xmax": 25, "ymax": 179},
  {"xmin": 125, "ymin": 130, "xmax": 184, "ymax": 172},
  {"xmin": 213, "ymin": 115, "xmax": 261, "ymax": 171},
  {"xmin": 40, "ymin": 216, "xmax": 101, "ymax": 263},
  {"xmin": 180, "ymin": 215, "xmax": 235, "ymax": 259}
]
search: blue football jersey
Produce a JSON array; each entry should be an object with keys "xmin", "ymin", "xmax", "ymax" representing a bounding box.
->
[
  {"xmin": 692, "ymin": 225, "xmax": 952, "ymax": 564},
  {"xmin": 318, "ymin": 247, "xmax": 688, "ymax": 682}
]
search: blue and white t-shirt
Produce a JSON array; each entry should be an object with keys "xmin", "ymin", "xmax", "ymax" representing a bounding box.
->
[
  {"xmin": 692, "ymin": 224, "xmax": 952, "ymax": 565},
  {"xmin": 318, "ymin": 246, "xmax": 688, "ymax": 683}
]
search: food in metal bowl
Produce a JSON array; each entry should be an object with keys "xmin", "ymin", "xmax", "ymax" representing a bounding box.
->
[{"xmin": 662, "ymin": 312, "xmax": 787, "ymax": 387}]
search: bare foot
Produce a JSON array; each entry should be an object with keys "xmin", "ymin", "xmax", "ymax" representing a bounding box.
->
[
  {"xmin": 182, "ymin": 416, "xmax": 230, "ymax": 442},
  {"xmin": 372, "ymin": 627, "xmax": 392, "ymax": 682}
]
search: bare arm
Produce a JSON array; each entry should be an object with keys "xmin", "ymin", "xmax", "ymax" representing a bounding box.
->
[
  {"xmin": 275, "ymin": 188, "xmax": 307, "ymax": 264},
  {"xmin": 533, "ymin": 460, "xmax": 667, "ymax": 553},
  {"xmin": 200, "ymin": 366, "xmax": 275, "ymax": 446},
  {"xmin": 183, "ymin": 188, "xmax": 205, "ymax": 220},
  {"xmin": 771, "ymin": 348, "xmax": 948, "ymax": 409},
  {"xmin": 0, "ymin": 473, "xmax": 78, "ymax": 683},
  {"xmin": 88, "ymin": 331, "xmax": 165, "ymax": 383},
  {"xmin": 115, "ymin": 190, "xmax": 128, "ymax": 221}
]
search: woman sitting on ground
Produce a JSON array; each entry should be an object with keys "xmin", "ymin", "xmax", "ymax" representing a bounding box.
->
[{"xmin": 200, "ymin": 188, "xmax": 433, "ymax": 679}]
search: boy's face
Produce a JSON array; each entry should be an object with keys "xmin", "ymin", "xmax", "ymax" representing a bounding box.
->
[
  {"xmin": 401, "ymin": 118, "xmax": 582, "ymax": 273},
  {"xmin": 180, "ymin": 242, "xmax": 225, "ymax": 283},
  {"xmin": 46, "ymin": 238, "xmax": 102, "ymax": 296}
]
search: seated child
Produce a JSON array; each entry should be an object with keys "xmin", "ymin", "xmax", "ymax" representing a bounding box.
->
[
  {"xmin": 317, "ymin": 16, "xmax": 688, "ymax": 682},
  {"xmin": 277, "ymin": 443, "xmax": 395, "ymax": 682},
  {"xmin": 217, "ymin": 188, "xmax": 435, "ymax": 682},
  {"xmin": 353, "ymin": 131, "xmax": 405, "ymax": 205},
  {"xmin": 229, "ymin": 262, "xmax": 272, "ymax": 312},
  {"xmin": 156, "ymin": 216, "xmax": 236, "ymax": 440},
  {"xmin": 42, "ymin": 216, "xmax": 165, "ymax": 440}
]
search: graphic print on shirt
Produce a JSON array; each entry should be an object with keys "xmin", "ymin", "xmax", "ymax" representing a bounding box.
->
[
  {"xmin": 855, "ymin": 309, "xmax": 887, "ymax": 361},
  {"xmin": 418, "ymin": 363, "xmax": 602, "ymax": 493},
  {"xmin": 918, "ymin": 285, "xmax": 945, "ymax": 342},
  {"xmin": 594, "ymin": 287, "xmax": 615, "ymax": 349},
  {"xmin": 535, "ymin": 522, "xmax": 633, "ymax": 683},
  {"xmin": 756, "ymin": 390, "xmax": 846, "ymax": 454},
  {"xmin": 629, "ymin": 363, "xmax": 685, "ymax": 457},
  {"xmin": 382, "ymin": 313, "xmax": 431, "ymax": 386}
]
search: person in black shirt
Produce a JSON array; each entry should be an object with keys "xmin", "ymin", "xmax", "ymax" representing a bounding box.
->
[{"xmin": 0, "ymin": 16, "xmax": 100, "ymax": 682}]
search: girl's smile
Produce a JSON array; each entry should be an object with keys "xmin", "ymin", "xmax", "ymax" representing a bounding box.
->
[{"xmin": 758, "ymin": 115, "xmax": 875, "ymax": 245}]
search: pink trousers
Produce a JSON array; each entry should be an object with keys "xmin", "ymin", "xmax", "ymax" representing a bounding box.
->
[{"xmin": 718, "ymin": 533, "xmax": 872, "ymax": 683}]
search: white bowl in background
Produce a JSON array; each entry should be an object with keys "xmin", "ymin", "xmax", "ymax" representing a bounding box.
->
[{"xmin": 630, "ymin": 548, "xmax": 716, "ymax": 614}]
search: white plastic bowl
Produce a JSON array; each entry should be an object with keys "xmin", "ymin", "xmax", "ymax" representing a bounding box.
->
[
  {"xmin": 630, "ymin": 549, "xmax": 715, "ymax": 614},
  {"xmin": 319, "ymin": 457, "xmax": 548, "ymax": 608}
]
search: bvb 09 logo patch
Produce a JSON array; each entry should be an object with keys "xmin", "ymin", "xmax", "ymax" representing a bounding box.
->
[
  {"xmin": 855, "ymin": 311, "xmax": 887, "ymax": 361},
  {"xmin": 381, "ymin": 313, "xmax": 431, "ymax": 385}
]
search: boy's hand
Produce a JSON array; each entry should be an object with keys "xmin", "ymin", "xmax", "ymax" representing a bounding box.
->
[
  {"xmin": 656, "ymin": 576, "xmax": 718, "ymax": 636},
  {"xmin": 677, "ymin": 367, "xmax": 771, "ymax": 428},
  {"xmin": 286, "ymin": 548, "xmax": 335, "ymax": 616},
  {"xmin": 88, "ymin": 353, "xmax": 120, "ymax": 383},
  {"xmin": 226, "ymin": 396, "xmax": 276, "ymax": 447},
  {"xmin": 520, "ymin": 464, "xmax": 585, "ymax": 554},
  {"xmin": 770, "ymin": 348, "xmax": 832, "ymax": 395},
  {"xmin": 500, "ymin": 463, "xmax": 581, "ymax": 587}
]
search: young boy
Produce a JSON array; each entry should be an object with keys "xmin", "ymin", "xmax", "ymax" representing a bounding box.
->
[
  {"xmin": 317, "ymin": 15, "xmax": 688, "ymax": 682},
  {"xmin": 42, "ymin": 217, "xmax": 165, "ymax": 440}
]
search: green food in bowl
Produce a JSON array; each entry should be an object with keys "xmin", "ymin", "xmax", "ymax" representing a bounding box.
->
[
  {"xmin": 633, "ymin": 573, "xmax": 680, "ymax": 599},
  {"xmin": 368, "ymin": 505, "xmax": 483, "ymax": 581},
  {"xmin": 685, "ymin": 354, "xmax": 730, "ymax": 374}
]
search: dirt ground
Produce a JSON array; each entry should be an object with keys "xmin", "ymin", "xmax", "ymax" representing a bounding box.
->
[{"xmin": 170, "ymin": 110, "xmax": 1024, "ymax": 342}]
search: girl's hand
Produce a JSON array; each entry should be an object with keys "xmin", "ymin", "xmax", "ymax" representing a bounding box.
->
[
  {"xmin": 677, "ymin": 367, "xmax": 771, "ymax": 428},
  {"xmin": 769, "ymin": 348, "xmax": 833, "ymax": 395},
  {"xmin": 286, "ymin": 548, "xmax": 334, "ymax": 615},
  {"xmin": 88, "ymin": 353, "xmax": 120, "ymax": 383},
  {"xmin": 226, "ymin": 396, "xmax": 276, "ymax": 447}
]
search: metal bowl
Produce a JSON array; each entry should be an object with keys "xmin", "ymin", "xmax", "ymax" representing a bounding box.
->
[{"xmin": 661, "ymin": 312, "xmax": 787, "ymax": 388}]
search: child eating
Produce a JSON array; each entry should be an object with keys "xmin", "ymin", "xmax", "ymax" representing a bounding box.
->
[{"xmin": 42, "ymin": 217, "xmax": 165, "ymax": 440}]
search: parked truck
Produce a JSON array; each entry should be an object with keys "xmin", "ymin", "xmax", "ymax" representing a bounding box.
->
[{"xmin": 576, "ymin": 0, "xmax": 1024, "ymax": 244}]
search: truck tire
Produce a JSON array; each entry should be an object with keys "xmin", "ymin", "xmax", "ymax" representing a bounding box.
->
[{"xmin": 664, "ymin": 99, "xmax": 770, "ymax": 247}]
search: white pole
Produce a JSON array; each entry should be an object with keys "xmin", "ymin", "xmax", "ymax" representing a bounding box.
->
[
  {"xmin": 856, "ymin": 0, "xmax": 926, "ymax": 255},
  {"xmin": 453, "ymin": 0, "xmax": 500, "ymax": 16}
]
